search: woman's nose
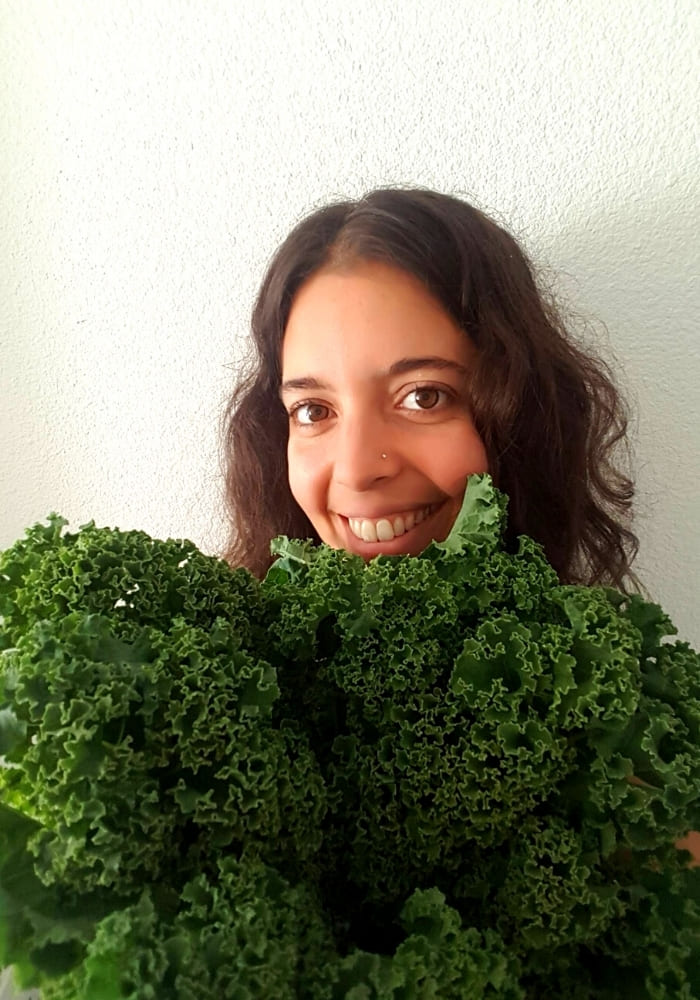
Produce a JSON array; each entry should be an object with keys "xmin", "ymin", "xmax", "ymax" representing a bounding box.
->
[{"xmin": 331, "ymin": 415, "xmax": 398, "ymax": 491}]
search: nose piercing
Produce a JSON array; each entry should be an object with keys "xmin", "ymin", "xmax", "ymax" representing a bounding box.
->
[{"xmin": 381, "ymin": 453, "xmax": 387, "ymax": 459}]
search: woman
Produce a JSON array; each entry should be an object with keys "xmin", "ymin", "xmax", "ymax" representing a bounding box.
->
[
  {"xmin": 222, "ymin": 187, "xmax": 637, "ymax": 587},
  {"xmin": 224, "ymin": 186, "xmax": 700, "ymax": 872}
]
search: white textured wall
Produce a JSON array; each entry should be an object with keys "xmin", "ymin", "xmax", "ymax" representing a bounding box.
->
[{"xmin": 2, "ymin": 0, "xmax": 698, "ymax": 645}]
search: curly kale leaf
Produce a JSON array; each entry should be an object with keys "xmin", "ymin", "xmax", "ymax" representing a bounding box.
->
[
  {"xmin": 523, "ymin": 861, "xmax": 700, "ymax": 999},
  {"xmin": 39, "ymin": 857, "xmax": 336, "ymax": 1000},
  {"xmin": 429, "ymin": 473, "xmax": 507, "ymax": 557},
  {"xmin": 328, "ymin": 889, "xmax": 524, "ymax": 1000},
  {"xmin": 0, "ymin": 514, "xmax": 260, "ymax": 649},
  {"xmin": 588, "ymin": 863, "xmax": 700, "ymax": 999},
  {"xmin": 0, "ymin": 799, "xmax": 115, "ymax": 991},
  {"xmin": 39, "ymin": 877, "xmax": 525, "ymax": 1000},
  {"xmin": 1, "ymin": 611, "xmax": 324, "ymax": 902},
  {"xmin": 492, "ymin": 815, "xmax": 626, "ymax": 951},
  {"xmin": 278, "ymin": 577, "xmax": 647, "ymax": 912}
]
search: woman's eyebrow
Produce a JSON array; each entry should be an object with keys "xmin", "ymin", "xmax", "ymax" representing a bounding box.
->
[
  {"xmin": 280, "ymin": 375, "xmax": 327, "ymax": 396},
  {"xmin": 387, "ymin": 356, "xmax": 469, "ymax": 378},
  {"xmin": 280, "ymin": 357, "xmax": 468, "ymax": 397}
]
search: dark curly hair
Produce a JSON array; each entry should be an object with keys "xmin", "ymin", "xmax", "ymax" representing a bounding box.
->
[{"xmin": 221, "ymin": 187, "xmax": 638, "ymax": 587}]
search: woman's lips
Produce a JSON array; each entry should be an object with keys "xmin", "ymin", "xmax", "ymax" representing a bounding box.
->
[{"xmin": 347, "ymin": 503, "xmax": 436, "ymax": 543}]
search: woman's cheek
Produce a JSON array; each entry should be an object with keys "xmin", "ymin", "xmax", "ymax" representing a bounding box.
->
[
  {"xmin": 287, "ymin": 438, "xmax": 321, "ymax": 509},
  {"xmin": 288, "ymin": 436, "xmax": 318, "ymax": 475}
]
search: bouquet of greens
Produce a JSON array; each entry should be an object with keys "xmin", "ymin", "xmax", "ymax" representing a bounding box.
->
[{"xmin": 0, "ymin": 476, "xmax": 698, "ymax": 998}]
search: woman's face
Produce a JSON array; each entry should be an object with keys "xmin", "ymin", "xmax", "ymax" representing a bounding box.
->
[{"xmin": 280, "ymin": 261, "xmax": 488, "ymax": 558}]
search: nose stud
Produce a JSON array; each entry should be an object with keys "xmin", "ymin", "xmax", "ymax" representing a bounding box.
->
[{"xmin": 381, "ymin": 453, "xmax": 387, "ymax": 459}]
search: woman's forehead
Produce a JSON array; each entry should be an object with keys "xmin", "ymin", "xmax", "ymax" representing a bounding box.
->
[{"xmin": 281, "ymin": 261, "xmax": 471, "ymax": 381}]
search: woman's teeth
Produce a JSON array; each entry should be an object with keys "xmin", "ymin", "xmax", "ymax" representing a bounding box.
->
[{"xmin": 348, "ymin": 505, "xmax": 433, "ymax": 543}]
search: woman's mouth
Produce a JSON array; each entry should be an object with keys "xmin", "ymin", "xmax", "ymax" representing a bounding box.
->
[{"xmin": 347, "ymin": 503, "xmax": 437, "ymax": 543}]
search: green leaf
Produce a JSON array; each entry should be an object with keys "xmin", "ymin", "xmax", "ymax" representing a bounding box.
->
[
  {"xmin": 430, "ymin": 473, "xmax": 507, "ymax": 556},
  {"xmin": 267, "ymin": 536, "xmax": 319, "ymax": 582},
  {"xmin": 0, "ymin": 707, "xmax": 25, "ymax": 755}
]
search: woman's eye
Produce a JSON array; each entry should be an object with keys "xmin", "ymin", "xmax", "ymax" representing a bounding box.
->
[
  {"xmin": 401, "ymin": 386, "xmax": 448, "ymax": 410},
  {"xmin": 291, "ymin": 402, "xmax": 330, "ymax": 425}
]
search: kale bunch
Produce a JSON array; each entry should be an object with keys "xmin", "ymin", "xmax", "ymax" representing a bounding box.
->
[
  {"xmin": 0, "ymin": 478, "xmax": 698, "ymax": 998},
  {"xmin": 0, "ymin": 518, "xmax": 326, "ymax": 991},
  {"xmin": 262, "ymin": 476, "xmax": 700, "ymax": 994}
]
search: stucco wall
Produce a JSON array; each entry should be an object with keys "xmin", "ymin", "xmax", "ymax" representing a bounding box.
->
[{"xmin": 2, "ymin": 0, "xmax": 698, "ymax": 646}]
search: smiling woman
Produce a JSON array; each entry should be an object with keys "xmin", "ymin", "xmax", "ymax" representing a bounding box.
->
[
  {"xmin": 222, "ymin": 187, "xmax": 637, "ymax": 585},
  {"xmin": 280, "ymin": 262, "xmax": 488, "ymax": 558}
]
